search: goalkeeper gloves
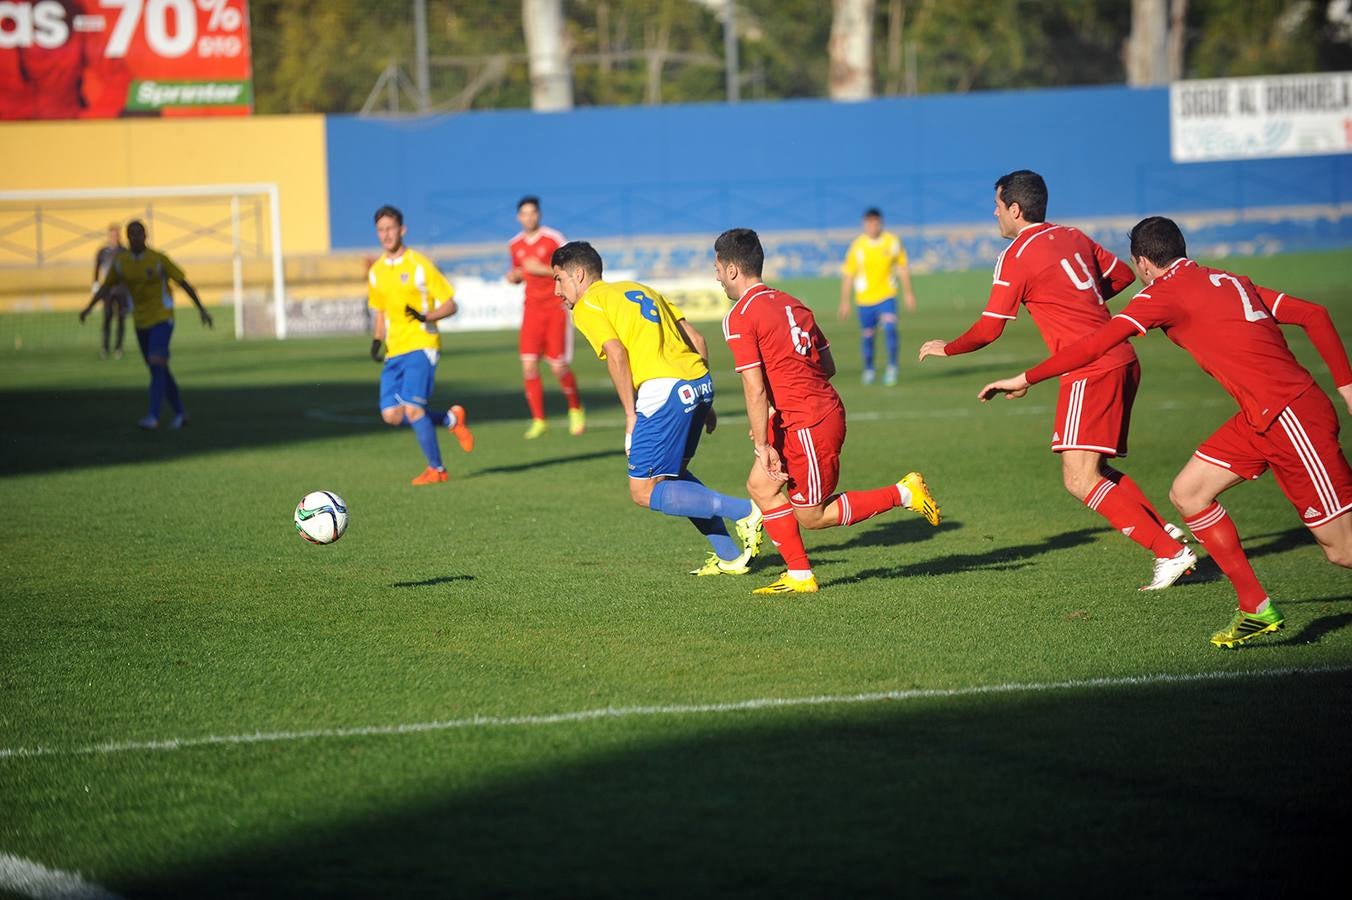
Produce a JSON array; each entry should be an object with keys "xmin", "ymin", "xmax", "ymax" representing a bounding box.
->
[
  {"xmin": 404, "ymin": 305, "xmax": 426, "ymax": 323},
  {"xmin": 370, "ymin": 339, "xmax": 385, "ymax": 363}
]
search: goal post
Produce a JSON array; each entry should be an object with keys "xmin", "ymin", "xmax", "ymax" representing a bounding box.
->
[{"xmin": 0, "ymin": 183, "xmax": 289, "ymax": 341}]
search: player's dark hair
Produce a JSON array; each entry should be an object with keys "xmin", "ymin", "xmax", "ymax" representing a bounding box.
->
[
  {"xmin": 994, "ymin": 170, "xmax": 1047, "ymax": 223},
  {"xmin": 126, "ymin": 219, "xmax": 146, "ymax": 236},
  {"xmin": 1129, "ymin": 216, "xmax": 1187, "ymax": 266},
  {"xmin": 863, "ymin": 207, "xmax": 882, "ymax": 219},
  {"xmin": 517, "ymin": 195, "xmax": 540, "ymax": 211},
  {"xmin": 373, "ymin": 205, "xmax": 404, "ymax": 226},
  {"xmin": 714, "ymin": 228, "xmax": 764, "ymax": 277},
  {"xmin": 551, "ymin": 240, "xmax": 603, "ymax": 277}
]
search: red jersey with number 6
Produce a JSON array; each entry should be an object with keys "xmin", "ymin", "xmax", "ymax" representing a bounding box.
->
[
  {"xmin": 510, "ymin": 227, "xmax": 566, "ymax": 311},
  {"xmin": 723, "ymin": 282, "xmax": 843, "ymax": 431},
  {"xmin": 984, "ymin": 222, "xmax": 1137, "ymax": 378},
  {"xmin": 1114, "ymin": 259, "xmax": 1316, "ymax": 430}
]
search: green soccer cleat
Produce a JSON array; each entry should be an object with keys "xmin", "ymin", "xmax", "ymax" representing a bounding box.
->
[
  {"xmin": 568, "ymin": 406, "xmax": 587, "ymax": 436},
  {"xmin": 1210, "ymin": 603, "xmax": 1284, "ymax": 648},
  {"xmin": 735, "ymin": 504, "xmax": 764, "ymax": 561},
  {"xmin": 690, "ymin": 551, "xmax": 750, "ymax": 576},
  {"xmin": 752, "ymin": 571, "xmax": 819, "ymax": 594},
  {"xmin": 524, "ymin": 418, "xmax": 548, "ymax": 440},
  {"xmin": 898, "ymin": 471, "xmax": 941, "ymax": 526}
]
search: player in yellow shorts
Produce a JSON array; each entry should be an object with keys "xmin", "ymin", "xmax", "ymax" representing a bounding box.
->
[
  {"xmin": 367, "ymin": 205, "xmax": 476, "ymax": 485},
  {"xmin": 839, "ymin": 207, "xmax": 917, "ymax": 386}
]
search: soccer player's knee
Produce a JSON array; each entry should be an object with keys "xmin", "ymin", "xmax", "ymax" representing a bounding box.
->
[
  {"xmin": 629, "ymin": 480, "xmax": 655, "ymax": 508},
  {"xmin": 860, "ymin": 328, "xmax": 875, "ymax": 339},
  {"xmin": 548, "ymin": 360, "xmax": 570, "ymax": 377},
  {"xmin": 1322, "ymin": 542, "xmax": 1352, "ymax": 568},
  {"xmin": 1061, "ymin": 469, "xmax": 1094, "ymax": 500},
  {"xmin": 148, "ymin": 354, "xmax": 167, "ymax": 367},
  {"xmin": 403, "ymin": 404, "xmax": 425, "ymax": 423},
  {"xmin": 1168, "ymin": 477, "xmax": 1202, "ymax": 514},
  {"xmin": 380, "ymin": 408, "xmax": 404, "ymax": 426},
  {"xmin": 522, "ymin": 359, "xmax": 540, "ymax": 378},
  {"xmin": 881, "ymin": 315, "xmax": 897, "ymax": 327},
  {"xmin": 799, "ymin": 507, "xmax": 832, "ymax": 530}
]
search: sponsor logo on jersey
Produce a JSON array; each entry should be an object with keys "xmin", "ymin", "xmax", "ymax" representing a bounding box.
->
[{"xmin": 400, "ymin": 273, "xmax": 409, "ymax": 283}]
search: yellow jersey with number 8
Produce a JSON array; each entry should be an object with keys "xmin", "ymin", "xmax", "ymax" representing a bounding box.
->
[{"xmin": 571, "ymin": 280, "xmax": 707, "ymax": 388}]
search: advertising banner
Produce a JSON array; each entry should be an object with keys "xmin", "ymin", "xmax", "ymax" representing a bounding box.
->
[
  {"xmin": 1171, "ymin": 71, "xmax": 1352, "ymax": 163},
  {"xmin": 0, "ymin": 0, "xmax": 252, "ymax": 120}
]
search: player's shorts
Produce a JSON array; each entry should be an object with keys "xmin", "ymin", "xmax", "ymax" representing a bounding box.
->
[
  {"xmin": 771, "ymin": 406, "xmax": 847, "ymax": 508},
  {"xmin": 519, "ymin": 304, "xmax": 573, "ymax": 362},
  {"xmin": 1194, "ymin": 383, "xmax": 1352, "ymax": 528},
  {"xmin": 1051, "ymin": 361, "xmax": 1140, "ymax": 457},
  {"xmin": 135, "ymin": 320, "xmax": 173, "ymax": 362},
  {"xmin": 628, "ymin": 374, "xmax": 714, "ymax": 479},
  {"xmin": 856, "ymin": 297, "xmax": 898, "ymax": 331},
  {"xmin": 380, "ymin": 349, "xmax": 438, "ymax": 410}
]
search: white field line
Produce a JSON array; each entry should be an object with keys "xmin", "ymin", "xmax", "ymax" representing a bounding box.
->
[
  {"xmin": 2, "ymin": 665, "xmax": 1347, "ymax": 762},
  {"xmin": 0, "ymin": 853, "xmax": 125, "ymax": 900}
]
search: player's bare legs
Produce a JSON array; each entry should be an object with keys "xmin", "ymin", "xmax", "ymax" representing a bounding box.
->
[{"xmin": 1309, "ymin": 515, "xmax": 1352, "ymax": 567}]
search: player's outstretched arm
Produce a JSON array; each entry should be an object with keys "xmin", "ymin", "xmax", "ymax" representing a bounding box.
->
[
  {"xmin": 980, "ymin": 317, "xmax": 1138, "ymax": 402},
  {"xmin": 175, "ymin": 277, "xmax": 213, "ymax": 328},
  {"xmin": 978, "ymin": 373, "xmax": 1030, "ymax": 402},
  {"xmin": 1264, "ymin": 290, "xmax": 1352, "ymax": 399},
  {"xmin": 920, "ymin": 315, "xmax": 1007, "ymax": 362}
]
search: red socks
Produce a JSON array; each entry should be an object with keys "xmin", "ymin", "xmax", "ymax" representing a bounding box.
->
[
  {"xmin": 1185, "ymin": 502, "xmax": 1268, "ymax": 612},
  {"xmin": 761, "ymin": 502, "xmax": 810, "ymax": 570},
  {"xmin": 1112, "ymin": 474, "xmax": 1168, "ymax": 530},
  {"xmin": 1085, "ymin": 476, "xmax": 1184, "ymax": 558},
  {"xmin": 524, "ymin": 375, "xmax": 545, "ymax": 420},
  {"xmin": 558, "ymin": 370, "xmax": 582, "ymax": 411},
  {"xmin": 835, "ymin": 485, "xmax": 902, "ymax": 526}
]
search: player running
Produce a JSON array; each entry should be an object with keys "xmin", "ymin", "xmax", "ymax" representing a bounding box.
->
[
  {"xmin": 839, "ymin": 207, "xmax": 916, "ymax": 386},
  {"xmin": 551, "ymin": 240, "xmax": 763, "ymax": 576},
  {"xmin": 367, "ymin": 205, "xmax": 475, "ymax": 486},
  {"xmin": 82, "ymin": 220, "xmax": 212, "ymax": 429},
  {"xmin": 716, "ymin": 228, "xmax": 941, "ymax": 595},
  {"xmin": 980, "ymin": 216, "xmax": 1352, "ymax": 648},
  {"xmin": 91, "ymin": 223, "xmax": 131, "ymax": 360},
  {"xmin": 919, "ymin": 170, "xmax": 1195, "ymax": 592},
  {"xmin": 507, "ymin": 196, "xmax": 585, "ymax": 439}
]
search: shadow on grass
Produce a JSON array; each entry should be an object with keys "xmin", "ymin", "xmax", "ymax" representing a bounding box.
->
[
  {"xmin": 1257, "ymin": 611, "xmax": 1352, "ymax": 648},
  {"xmin": 473, "ymin": 449, "xmax": 626, "ymax": 476},
  {"xmin": 0, "ymin": 382, "xmax": 614, "ymax": 477},
  {"xmin": 843, "ymin": 526, "xmax": 1102, "ymax": 582},
  {"xmin": 389, "ymin": 575, "xmax": 476, "ymax": 589},
  {"xmin": 121, "ymin": 669, "xmax": 1352, "ymax": 899}
]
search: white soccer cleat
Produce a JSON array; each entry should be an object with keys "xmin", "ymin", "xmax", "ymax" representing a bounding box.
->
[
  {"xmin": 137, "ymin": 415, "xmax": 159, "ymax": 430},
  {"xmin": 1140, "ymin": 545, "xmax": 1198, "ymax": 591}
]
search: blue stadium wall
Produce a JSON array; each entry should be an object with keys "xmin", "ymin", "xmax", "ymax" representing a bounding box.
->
[{"xmin": 325, "ymin": 84, "xmax": 1352, "ymax": 276}]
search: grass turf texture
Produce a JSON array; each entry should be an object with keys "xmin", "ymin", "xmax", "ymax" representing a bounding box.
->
[{"xmin": 2, "ymin": 250, "xmax": 1350, "ymax": 898}]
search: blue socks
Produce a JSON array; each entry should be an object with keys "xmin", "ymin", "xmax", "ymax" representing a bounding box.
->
[
  {"xmin": 860, "ymin": 329, "xmax": 875, "ymax": 372},
  {"xmin": 884, "ymin": 321, "xmax": 898, "ymax": 368},
  {"xmin": 649, "ymin": 474, "xmax": 752, "ymax": 562},
  {"xmin": 148, "ymin": 365, "xmax": 167, "ymax": 419},
  {"xmin": 164, "ymin": 369, "xmax": 184, "ymax": 415},
  {"xmin": 409, "ymin": 413, "xmax": 444, "ymax": 469},
  {"xmin": 425, "ymin": 408, "xmax": 449, "ymax": 427}
]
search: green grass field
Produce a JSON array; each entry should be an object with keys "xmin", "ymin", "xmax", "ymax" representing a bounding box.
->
[{"xmin": 2, "ymin": 252, "xmax": 1350, "ymax": 898}]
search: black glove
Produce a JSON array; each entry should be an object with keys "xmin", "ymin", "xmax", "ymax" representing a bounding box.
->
[
  {"xmin": 404, "ymin": 304, "xmax": 426, "ymax": 323},
  {"xmin": 370, "ymin": 339, "xmax": 385, "ymax": 363}
]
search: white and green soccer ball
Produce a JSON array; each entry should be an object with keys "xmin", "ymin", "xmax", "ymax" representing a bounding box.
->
[{"xmin": 294, "ymin": 491, "xmax": 349, "ymax": 545}]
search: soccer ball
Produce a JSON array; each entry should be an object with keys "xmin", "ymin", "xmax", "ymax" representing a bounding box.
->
[{"xmin": 294, "ymin": 491, "xmax": 349, "ymax": 545}]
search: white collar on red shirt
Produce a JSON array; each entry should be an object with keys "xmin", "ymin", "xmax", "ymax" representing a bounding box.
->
[{"xmin": 737, "ymin": 282, "xmax": 768, "ymax": 301}]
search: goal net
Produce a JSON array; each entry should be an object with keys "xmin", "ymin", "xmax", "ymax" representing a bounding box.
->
[{"xmin": 0, "ymin": 183, "xmax": 287, "ymax": 350}]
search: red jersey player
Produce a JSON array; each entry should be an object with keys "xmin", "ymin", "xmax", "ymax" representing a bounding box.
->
[
  {"xmin": 508, "ymin": 196, "xmax": 584, "ymax": 439},
  {"xmin": 714, "ymin": 228, "xmax": 941, "ymax": 594},
  {"xmin": 981, "ymin": 216, "xmax": 1352, "ymax": 648},
  {"xmin": 919, "ymin": 170, "xmax": 1195, "ymax": 591}
]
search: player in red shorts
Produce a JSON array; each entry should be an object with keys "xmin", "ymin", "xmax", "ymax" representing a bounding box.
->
[
  {"xmin": 920, "ymin": 170, "xmax": 1195, "ymax": 592},
  {"xmin": 714, "ymin": 228, "xmax": 942, "ymax": 594},
  {"xmin": 508, "ymin": 196, "xmax": 585, "ymax": 439},
  {"xmin": 981, "ymin": 216, "xmax": 1352, "ymax": 648}
]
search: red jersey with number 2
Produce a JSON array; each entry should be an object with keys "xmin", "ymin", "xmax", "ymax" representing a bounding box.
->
[
  {"xmin": 510, "ymin": 227, "xmax": 566, "ymax": 312},
  {"xmin": 723, "ymin": 283, "xmax": 843, "ymax": 431},
  {"xmin": 986, "ymin": 223, "xmax": 1137, "ymax": 378},
  {"xmin": 1115, "ymin": 259, "xmax": 1316, "ymax": 431}
]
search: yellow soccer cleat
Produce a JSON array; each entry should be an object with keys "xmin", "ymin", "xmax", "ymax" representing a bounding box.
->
[
  {"xmin": 752, "ymin": 572, "xmax": 819, "ymax": 594},
  {"xmin": 690, "ymin": 551, "xmax": 751, "ymax": 576},
  {"xmin": 524, "ymin": 418, "xmax": 548, "ymax": 440},
  {"xmin": 734, "ymin": 504, "xmax": 764, "ymax": 561},
  {"xmin": 899, "ymin": 471, "xmax": 941, "ymax": 526},
  {"xmin": 568, "ymin": 406, "xmax": 587, "ymax": 436},
  {"xmin": 1210, "ymin": 603, "xmax": 1284, "ymax": 648}
]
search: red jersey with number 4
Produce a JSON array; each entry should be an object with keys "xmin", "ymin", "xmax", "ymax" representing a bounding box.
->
[
  {"xmin": 986, "ymin": 222, "xmax": 1137, "ymax": 378},
  {"xmin": 1115, "ymin": 259, "xmax": 1316, "ymax": 431},
  {"xmin": 510, "ymin": 227, "xmax": 566, "ymax": 312},
  {"xmin": 723, "ymin": 283, "xmax": 843, "ymax": 431}
]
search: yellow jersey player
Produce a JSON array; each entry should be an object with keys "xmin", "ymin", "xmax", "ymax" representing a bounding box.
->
[
  {"xmin": 839, "ymin": 207, "xmax": 917, "ymax": 386},
  {"xmin": 81, "ymin": 220, "xmax": 212, "ymax": 429},
  {"xmin": 367, "ymin": 205, "xmax": 476, "ymax": 485},
  {"xmin": 551, "ymin": 240, "xmax": 762, "ymax": 575}
]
